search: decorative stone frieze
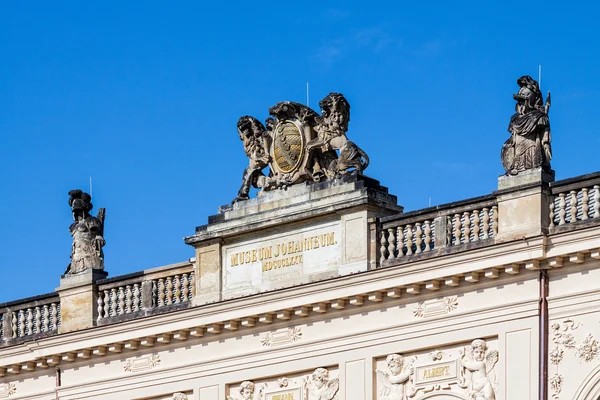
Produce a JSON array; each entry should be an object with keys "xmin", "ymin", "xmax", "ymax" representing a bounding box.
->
[
  {"xmin": 0, "ymin": 383, "xmax": 16, "ymax": 398},
  {"xmin": 413, "ymin": 296, "xmax": 458, "ymax": 318},
  {"xmin": 260, "ymin": 327, "xmax": 302, "ymax": 347},
  {"xmin": 123, "ymin": 353, "xmax": 161, "ymax": 373}
]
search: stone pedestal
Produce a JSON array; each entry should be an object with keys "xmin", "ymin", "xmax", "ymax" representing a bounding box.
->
[
  {"xmin": 185, "ymin": 175, "xmax": 402, "ymax": 305},
  {"xmin": 495, "ymin": 168, "xmax": 555, "ymax": 241},
  {"xmin": 56, "ymin": 269, "xmax": 107, "ymax": 333}
]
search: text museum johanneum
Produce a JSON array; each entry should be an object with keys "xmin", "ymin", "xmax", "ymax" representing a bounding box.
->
[{"xmin": 1, "ymin": 80, "xmax": 600, "ymax": 400}]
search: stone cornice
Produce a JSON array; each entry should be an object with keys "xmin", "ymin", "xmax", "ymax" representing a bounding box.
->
[{"xmin": 1, "ymin": 226, "xmax": 599, "ymax": 377}]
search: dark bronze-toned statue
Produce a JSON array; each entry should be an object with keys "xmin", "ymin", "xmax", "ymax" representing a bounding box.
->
[
  {"xmin": 232, "ymin": 92, "xmax": 369, "ymax": 203},
  {"xmin": 232, "ymin": 116, "xmax": 272, "ymax": 203},
  {"xmin": 65, "ymin": 190, "xmax": 106, "ymax": 275},
  {"xmin": 501, "ymin": 76, "xmax": 552, "ymax": 175}
]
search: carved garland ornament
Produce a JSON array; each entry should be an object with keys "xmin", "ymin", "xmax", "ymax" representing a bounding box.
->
[
  {"xmin": 0, "ymin": 383, "xmax": 16, "ymax": 399},
  {"xmin": 226, "ymin": 367, "xmax": 339, "ymax": 400},
  {"xmin": 548, "ymin": 318, "xmax": 600, "ymax": 399},
  {"xmin": 123, "ymin": 353, "xmax": 161, "ymax": 373},
  {"xmin": 413, "ymin": 296, "xmax": 458, "ymax": 318},
  {"xmin": 260, "ymin": 326, "xmax": 302, "ymax": 347}
]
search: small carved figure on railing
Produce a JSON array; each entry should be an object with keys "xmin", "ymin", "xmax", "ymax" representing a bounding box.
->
[
  {"xmin": 309, "ymin": 92, "xmax": 369, "ymax": 179},
  {"xmin": 376, "ymin": 354, "xmax": 415, "ymax": 400},
  {"xmin": 501, "ymin": 75, "xmax": 552, "ymax": 175},
  {"xmin": 64, "ymin": 189, "xmax": 106, "ymax": 275},
  {"xmin": 460, "ymin": 339, "xmax": 498, "ymax": 400},
  {"xmin": 305, "ymin": 367, "xmax": 339, "ymax": 400},
  {"xmin": 232, "ymin": 116, "xmax": 273, "ymax": 203}
]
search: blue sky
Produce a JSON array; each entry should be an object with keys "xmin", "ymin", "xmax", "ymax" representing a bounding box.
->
[{"xmin": 1, "ymin": 2, "xmax": 599, "ymax": 302}]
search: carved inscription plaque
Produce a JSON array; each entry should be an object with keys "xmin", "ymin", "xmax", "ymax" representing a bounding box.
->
[
  {"xmin": 222, "ymin": 221, "xmax": 341, "ymax": 293},
  {"xmin": 414, "ymin": 359, "xmax": 459, "ymax": 387},
  {"xmin": 264, "ymin": 387, "xmax": 302, "ymax": 400}
]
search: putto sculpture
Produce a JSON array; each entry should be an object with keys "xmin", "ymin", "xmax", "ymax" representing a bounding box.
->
[
  {"xmin": 376, "ymin": 354, "xmax": 414, "ymax": 400},
  {"xmin": 305, "ymin": 367, "xmax": 339, "ymax": 400},
  {"xmin": 233, "ymin": 92, "xmax": 369, "ymax": 203},
  {"xmin": 501, "ymin": 75, "xmax": 552, "ymax": 175},
  {"xmin": 227, "ymin": 380, "xmax": 262, "ymax": 400},
  {"xmin": 460, "ymin": 339, "xmax": 499, "ymax": 400},
  {"xmin": 64, "ymin": 189, "xmax": 106, "ymax": 275}
]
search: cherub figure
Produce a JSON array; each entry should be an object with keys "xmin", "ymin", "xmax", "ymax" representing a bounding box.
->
[
  {"xmin": 376, "ymin": 354, "xmax": 414, "ymax": 400},
  {"xmin": 460, "ymin": 339, "xmax": 499, "ymax": 400},
  {"xmin": 227, "ymin": 380, "xmax": 263, "ymax": 400},
  {"xmin": 305, "ymin": 367, "xmax": 339, "ymax": 400}
]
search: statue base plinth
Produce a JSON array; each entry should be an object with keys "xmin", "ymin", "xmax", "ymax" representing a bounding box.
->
[
  {"xmin": 57, "ymin": 268, "xmax": 107, "ymax": 333},
  {"xmin": 185, "ymin": 174, "xmax": 402, "ymax": 305},
  {"xmin": 498, "ymin": 168, "xmax": 555, "ymax": 191}
]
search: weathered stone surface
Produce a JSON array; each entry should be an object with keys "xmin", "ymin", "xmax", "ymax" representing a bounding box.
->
[
  {"xmin": 498, "ymin": 167, "xmax": 555, "ymax": 190},
  {"xmin": 187, "ymin": 174, "xmax": 402, "ymax": 303},
  {"xmin": 57, "ymin": 269, "xmax": 107, "ymax": 333},
  {"xmin": 232, "ymin": 92, "xmax": 369, "ymax": 203}
]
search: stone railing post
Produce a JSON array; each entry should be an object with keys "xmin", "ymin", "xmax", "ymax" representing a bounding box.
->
[
  {"xmin": 56, "ymin": 269, "xmax": 107, "ymax": 334},
  {"xmin": 191, "ymin": 239, "xmax": 223, "ymax": 306},
  {"xmin": 433, "ymin": 216, "xmax": 450, "ymax": 248},
  {"xmin": 496, "ymin": 168, "xmax": 554, "ymax": 241},
  {"xmin": 2, "ymin": 310, "xmax": 13, "ymax": 342},
  {"xmin": 141, "ymin": 280, "xmax": 154, "ymax": 310}
]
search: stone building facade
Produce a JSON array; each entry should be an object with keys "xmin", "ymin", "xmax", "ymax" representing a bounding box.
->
[{"xmin": 1, "ymin": 84, "xmax": 600, "ymax": 400}]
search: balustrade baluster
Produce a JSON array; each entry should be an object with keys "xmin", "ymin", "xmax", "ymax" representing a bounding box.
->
[
  {"xmin": 110, "ymin": 288, "xmax": 118, "ymax": 316},
  {"xmin": 406, "ymin": 224, "xmax": 414, "ymax": 255},
  {"xmin": 570, "ymin": 190, "xmax": 578, "ymax": 222},
  {"xmin": 396, "ymin": 226, "xmax": 404, "ymax": 257},
  {"xmin": 182, "ymin": 274, "xmax": 189, "ymax": 302},
  {"xmin": 174, "ymin": 275, "xmax": 182, "ymax": 304},
  {"xmin": 11, "ymin": 312, "xmax": 17, "ymax": 338},
  {"xmin": 97, "ymin": 293, "xmax": 104, "ymax": 321},
  {"xmin": 472, "ymin": 210, "xmax": 480, "ymax": 242},
  {"xmin": 415, "ymin": 223, "xmax": 423, "ymax": 254},
  {"xmin": 118, "ymin": 288, "xmax": 125, "ymax": 315},
  {"xmin": 103, "ymin": 290, "xmax": 110, "ymax": 318},
  {"xmin": 43, "ymin": 305, "xmax": 50, "ymax": 331},
  {"xmin": 454, "ymin": 214, "xmax": 462, "ymax": 245},
  {"xmin": 50, "ymin": 304, "xmax": 58, "ymax": 330},
  {"xmin": 463, "ymin": 212, "xmax": 471, "ymax": 243},
  {"xmin": 190, "ymin": 272, "xmax": 195, "ymax": 296},
  {"xmin": 558, "ymin": 193, "xmax": 566, "ymax": 225},
  {"xmin": 582, "ymin": 188, "xmax": 589, "ymax": 220},
  {"xmin": 158, "ymin": 279, "xmax": 165, "ymax": 307},
  {"xmin": 34, "ymin": 306, "xmax": 41, "ymax": 334},
  {"xmin": 166, "ymin": 277, "xmax": 174, "ymax": 305},
  {"xmin": 379, "ymin": 230, "xmax": 388, "ymax": 263},
  {"xmin": 26, "ymin": 308, "xmax": 33, "ymax": 336},
  {"xmin": 424, "ymin": 220, "xmax": 432, "ymax": 251},
  {"xmin": 549, "ymin": 200, "xmax": 555, "ymax": 228},
  {"xmin": 125, "ymin": 285, "xmax": 132, "ymax": 314},
  {"xmin": 132, "ymin": 284, "xmax": 140, "ymax": 311},
  {"xmin": 387, "ymin": 228, "xmax": 396, "ymax": 259},
  {"xmin": 491, "ymin": 206, "xmax": 498, "ymax": 236},
  {"xmin": 482, "ymin": 208, "xmax": 490, "ymax": 239},
  {"xmin": 595, "ymin": 185, "xmax": 600, "ymax": 218}
]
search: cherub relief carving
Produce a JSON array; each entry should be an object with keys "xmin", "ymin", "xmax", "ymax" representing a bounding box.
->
[
  {"xmin": 460, "ymin": 339, "xmax": 498, "ymax": 400},
  {"xmin": 227, "ymin": 381, "xmax": 263, "ymax": 400},
  {"xmin": 305, "ymin": 367, "xmax": 339, "ymax": 400},
  {"xmin": 376, "ymin": 354, "xmax": 414, "ymax": 400}
]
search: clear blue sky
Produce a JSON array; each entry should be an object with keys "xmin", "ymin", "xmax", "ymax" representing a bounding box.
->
[{"xmin": 1, "ymin": 2, "xmax": 599, "ymax": 302}]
